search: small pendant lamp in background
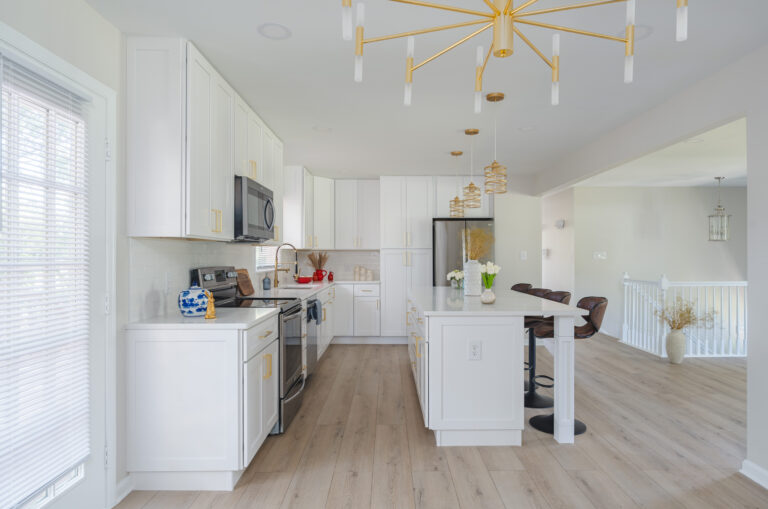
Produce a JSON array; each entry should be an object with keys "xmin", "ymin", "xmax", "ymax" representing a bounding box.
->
[
  {"xmin": 484, "ymin": 92, "xmax": 507, "ymax": 194},
  {"xmin": 708, "ymin": 176, "xmax": 730, "ymax": 241},
  {"xmin": 449, "ymin": 151, "xmax": 465, "ymax": 218},
  {"xmin": 463, "ymin": 128, "xmax": 481, "ymax": 208}
]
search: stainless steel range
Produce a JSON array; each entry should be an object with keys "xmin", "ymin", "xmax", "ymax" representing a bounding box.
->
[{"xmin": 191, "ymin": 266, "xmax": 305, "ymax": 434}]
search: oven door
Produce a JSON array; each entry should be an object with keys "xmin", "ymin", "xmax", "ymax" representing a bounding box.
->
[
  {"xmin": 280, "ymin": 305, "xmax": 303, "ymax": 394},
  {"xmin": 234, "ymin": 176, "xmax": 274, "ymax": 241}
]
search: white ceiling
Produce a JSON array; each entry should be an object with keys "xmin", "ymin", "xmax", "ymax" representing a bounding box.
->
[
  {"xmin": 86, "ymin": 0, "xmax": 768, "ymax": 179},
  {"xmin": 577, "ymin": 118, "xmax": 747, "ymax": 187}
]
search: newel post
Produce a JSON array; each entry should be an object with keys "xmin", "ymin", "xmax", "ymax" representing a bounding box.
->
[
  {"xmin": 658, "ymin": 274, "xmax": 670, "ymax": 356},
  {"xmin": 621, "ymin": 273, "xmax": 630, "ymax": 341}
]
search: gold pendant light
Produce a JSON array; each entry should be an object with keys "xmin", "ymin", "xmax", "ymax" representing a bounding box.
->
[
  {"xmin": 484, "ymin": 92, "xmax": 507, "ymax": 194},
  {"xmin": 449, "ymin": 151, "xmax": 465, "ymax": 218},
  {"xmin": 463, "ymin": 128, "xmax": 481, "ymax": 208}
]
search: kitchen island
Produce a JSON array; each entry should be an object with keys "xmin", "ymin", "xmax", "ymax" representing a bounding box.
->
[{"xmin": 406, "ymin": 286, "xmax": 585, "ymax": 446}]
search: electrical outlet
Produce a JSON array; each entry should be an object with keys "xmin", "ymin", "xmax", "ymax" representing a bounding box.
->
[
  {"xmin": 468, "ymin": 340, "xmax": 482, "ymax": 361},
  {"xmin": 520, "ymin": 250, "xmax": 528, "ymax": 261}
]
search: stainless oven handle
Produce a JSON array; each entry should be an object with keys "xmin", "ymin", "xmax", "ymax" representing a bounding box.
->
[{"xmin": 283, "ymin": 376, "xmax": 305, "ymax": 404}]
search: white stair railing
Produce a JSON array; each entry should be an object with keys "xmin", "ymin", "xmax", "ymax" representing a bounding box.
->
[{"xmin": 621, "ymin": 273, "xmax": 748, "ymax": 358}]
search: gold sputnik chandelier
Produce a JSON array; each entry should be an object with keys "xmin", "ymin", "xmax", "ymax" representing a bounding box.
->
[{"xmin": 341, "ymin": 0, "xmax": 689, "ymax": 110}]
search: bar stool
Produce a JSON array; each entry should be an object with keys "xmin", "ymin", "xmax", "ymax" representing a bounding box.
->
[
  {"xmin": 528, "ymin": 296, "xmax": 608, "ymax": 436},
  {"xmin": 523, "ymin": 288, "xmax": 552, "ymax": 405},
  {"xmin": 511, "ymin": 283, "xmax": 533, "ymax": 293}
]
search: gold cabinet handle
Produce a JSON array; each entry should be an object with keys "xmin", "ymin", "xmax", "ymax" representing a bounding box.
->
[
  {"xmin": 376, "ymin": 299, "xmax": 380, "ymax": 310},
  {"xmin": 407, "ymin": 231, "xmax": 411, "ymax": 247},
  {"xmin": 250, "ymin": 160, "xmax": 258, "ymax": 180},
  {"xmin": 259, "ymin": 330, "xmax": 273, "ymax": 339},
  {"xmin": 403, "ymin": 231, "xmax": 407, "ymax": 247},
  {"xmin": 218, "ymin": 209, "xmax": 223, "ymax": 232},
  {"xmin": 314, "ymin": 235, "xmax": 318, "ymax": 247},
  {"xmin": 274, "ymin": 225, "xmax": 280, "ymax": 241},
  {"xmin": 361, "ymin": 289, "xmax": 372, "ymax": 293},
  {"xmin": 322, "ymin": 308, "xmax": 326, "ymax": 321},
  {"xmin": 402, "ymin": 252, "xmax": 407, "ymax": 266},
  {"xmin": 211, "ymin": 209, "xmax": 217, "ymax": 232},
  {"xmin": 415, "ymin": 342, "xmax": 422, "ymax": 358},
  {"xmin": 263, "ymin": 353, "xmax": 272, "ymax": 379}
]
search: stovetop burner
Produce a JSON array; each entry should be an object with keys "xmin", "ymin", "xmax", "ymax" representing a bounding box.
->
[{"xmin": 191, "ymin": 266, "xmax": 300, "ymax": 312}]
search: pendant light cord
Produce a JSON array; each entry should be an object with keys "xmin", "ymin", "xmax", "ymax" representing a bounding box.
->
[{"xmin": 494, "ymin": 114, "xmax": 498, "ymax": 161}]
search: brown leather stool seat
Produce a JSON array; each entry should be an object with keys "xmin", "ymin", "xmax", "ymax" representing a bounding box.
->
[
  {"xmin": 529, "ymin": 296, "xmax": 608, "ymax": 436},
  {"xmin": 511, "ymin": 283, "xmax": 533, "ymax": 293}
]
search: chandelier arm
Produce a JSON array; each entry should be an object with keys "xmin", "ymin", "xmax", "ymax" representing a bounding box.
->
[
  {"xmin": 515, "ymin": 0, "xmax": 626, "ymax": 18},
  {"xmin": 512, "ymin": 26, "xmax": 553, "ymax": 67},
  {"xmin": 481, "ymin": 0, "xmax": 500, "ymax": 15},
  {"xmin": 515, "ymin": 18, "xmax": 627, "ymax": 43},
  {"xmin": 364, "ymin": 19, "xmax": 494, "ymax": 44},
  {"xmin": 509, "ymin": 0, "xmax": 542, "ymax": 15},
  {"xmin": 412, "ymin": 23, "xmax": 493, "ymax": 71},
  {"xmin": 390, "ymin": 0, "xmax": 493, "ymax": 18},
  {"xmin": 482, "ymin": 43, "xmax": 493, "ymax": 74}
]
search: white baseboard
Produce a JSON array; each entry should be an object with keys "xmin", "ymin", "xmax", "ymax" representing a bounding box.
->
[
  {"xmin": 741, "ymin": 459, "xmax": 768, "ymax": 489},
  {"xmin": 110, "ymin": 475, "xmax": 133, "ymax": 508},
  {"xmin": 130, "ymin": 470, "xmax": 242, "ymax": 491},
  {"xmin": 332, "ymin": 336, "xmax": 407, "ymax": 345}
]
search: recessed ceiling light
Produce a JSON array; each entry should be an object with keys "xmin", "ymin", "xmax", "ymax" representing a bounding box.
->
[{"xmin": 257, "ymin": 23, "xmax": 292, "ymax": 40}]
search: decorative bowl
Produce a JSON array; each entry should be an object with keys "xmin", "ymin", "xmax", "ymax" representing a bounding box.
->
[{"xmin": 296, "ymin": 276, "xmax": 313, "ymax": 284}]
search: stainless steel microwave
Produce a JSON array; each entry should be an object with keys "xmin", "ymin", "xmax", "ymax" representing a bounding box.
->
[{"xmin": 234, "ymin": 176, "xmax": 274, "ymax": 242}]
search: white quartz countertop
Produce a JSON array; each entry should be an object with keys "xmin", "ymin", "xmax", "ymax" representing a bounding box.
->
[
  {"xmin": 409, "ymin": 286, "xmax": 585, "ymax": 317},
  {"xmin": 125, "ymin": 307, "xmax": 280, "ymax": 330},
  {"xmin": 257, "ymin": 281, "xmax": 335, "ymax": 300}
]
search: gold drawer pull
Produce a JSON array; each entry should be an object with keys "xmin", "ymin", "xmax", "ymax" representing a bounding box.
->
[
  {"xmin": 258, "ymin": 329, "xmax": 273, "ymax": 339},
  {"xmin": 361, "ymin": 289, "xmax": 372, "ymax": 292},
  {"xmin": 263, "ymin": 353, "xmax": 272, "ymax": 379}
]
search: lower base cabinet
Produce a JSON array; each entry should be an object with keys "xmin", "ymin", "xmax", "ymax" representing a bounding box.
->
[
  {"xmin": 334, "ymin": 283, "xmax": 381, "ymax": 337},
  {"xmin": 125, "ymin": 315, "xmax": 280, "ymax": 491}
]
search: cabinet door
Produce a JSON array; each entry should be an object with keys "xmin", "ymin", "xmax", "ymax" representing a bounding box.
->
[
  {"xmin": 406, "ymin": 177, "xmax": 433, "ymax": 249},
  {"xmin": 380, "ymin": 177, "xmax": 406, "ymax": 248},
  {"xmin": 334, "ymin": 180, "xmax": 357, "ymax": 249},
  {"xmin": 354, "ymin": 296, "xmax": 380, "ymax": 336},
  {"xmin": 211, "ymin": 75, "xmax": 234, "ymax": 240},
  {"xmin": 234, "ymin": 96, "xmax": 249, "ymax": 178},
  {"xmin": 334, "ymin": 284, "xmax": 354, "ymax": 336},
  {"xmin": 186, "ymin": 44, "xmax": 214, "ymax": 238},
  {"xmin": 243, "ymin": 352, "xmax": 264, "ymax": 467},
  {"xmin": 272, "ymin": 139, "xmax": 284, "ymax": 242},
  {"xmin": 246, "ymin": 112, "xmax": 263, "ymax": 182},
  {"xmin": 260, "ymin": 339, "xmax": 280, "ymax": 440},
  {"xmin": 357, "ymin": 180, "xmax": 380, "ymax": 249},
  {"xmin": 261, "ymin": 130, "xmax": 275, "ymax": 190},
  {"xmin": 419, "ymin": 340, "xmax": 428, "ymax": 426},
  {"xmin": 303, "ymin": 169, "xmax": 314, "ymax": 248},
  {"xmin": 313, "ymin": 177, "xmax": 334, "ymax": 249},
  {"xmin": 380, "ymin": 249, "xmax": 407, "ymax": 337},
  {"xmin": 407, "ymin": 249, "xmax": 433, "ymax": 291}
]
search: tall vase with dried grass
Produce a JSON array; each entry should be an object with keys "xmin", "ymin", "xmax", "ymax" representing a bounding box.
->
[
  {"xmin": 656, "ymin": 297, "xmax": 714, "ymax": 364},
  {"xmin": 307, "ymin": 251, "xmax": 329, "ymax": 281},
  {"xmin": 462, "ymin": 228, "xmax": 494, "ymax": 296}
]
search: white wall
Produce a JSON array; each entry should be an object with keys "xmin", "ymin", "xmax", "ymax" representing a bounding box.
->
[
  {"xmin": 532, "ymin": 43, "xmax": 768, "ymax": 487},
  {"xmin": 493, "ymin": 192, "xmax": 542, "ymax": 291},
  {"xmin": 573, "ymin": 187, "xmax": 747, "ymax": 338},
  {"xmin": 541, "ymin": 189, "xmax": 575, "ymax": 294}
]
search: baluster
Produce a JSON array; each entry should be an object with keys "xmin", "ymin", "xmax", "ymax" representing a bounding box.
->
[
  {"xmin": 719, "ymin": 286, "xmax": 724, "ymax": 356},
  {"xmin": 727, "ymin": 286, "xmax": 733, "ymax": 356}
]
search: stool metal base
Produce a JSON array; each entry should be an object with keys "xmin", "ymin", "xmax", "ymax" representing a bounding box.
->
[
  {"xmin": 529, "ymin": 413, "xmax": 587, "ymax": 436},
  {"xmin": 524, "ymin": 390, "xmax": 554, "ymax": 409}
]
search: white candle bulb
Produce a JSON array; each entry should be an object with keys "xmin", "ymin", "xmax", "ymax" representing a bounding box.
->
[
  {"xmin": 354, "ymin": 56, "xmax": 363, "ymax": 82},
  {"xmin": 626, "ymin": 0, "xmax": 636, "ymax": 25},
  {"xmin": 474, "ymin": 91, "xmax": 481, "ymax": 114},
  {"xmin": 551, "ymin": 81, "xmax": 559, "ymax": 106},
  {"xmin": 676, "ymin": 3, "xmax": 688, "ymax": 41},
  {"xmin": 404, "ymin": 83, "xmax": 412, "ymax": 106},
  {"xmin": 624, "ymin": 54, "xmax": 634, "ymax": 84},
  {"xmin": 342, "ymin": 4, "xmax": 353, "ymax": 41},
  {"xmin": 407, "ymin": 36, "xmax": 414, "ymax": 58}
]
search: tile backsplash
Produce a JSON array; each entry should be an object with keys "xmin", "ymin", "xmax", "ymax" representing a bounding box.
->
[
  {"xmin": 290, "ymin": 250, "xmax": 380, "ymax": 282},
  {"xmin": 128, "ymin": 238, "xmax": 255, "ymax": 321}
]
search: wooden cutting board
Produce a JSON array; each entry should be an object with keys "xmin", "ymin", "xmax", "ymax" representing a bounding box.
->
[{"xmin": 236, "ymin": 268, "xmax": 255, "ymax": 296}]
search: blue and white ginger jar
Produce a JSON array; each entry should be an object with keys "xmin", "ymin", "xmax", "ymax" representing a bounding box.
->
[{"xmin": 178, "ymin": 285, "xmax": 208, "ymax": 317}]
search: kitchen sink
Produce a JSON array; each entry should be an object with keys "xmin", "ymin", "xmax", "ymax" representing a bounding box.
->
[{"xmin": 279, "ymin": 284, "xmax": 322, "ymax": 290}]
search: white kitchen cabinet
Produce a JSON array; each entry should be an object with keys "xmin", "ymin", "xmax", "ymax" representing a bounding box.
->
[
  {"xmin": 262, "ymin": 130, "xmax": 275, "ymax": 191},
  {"xmin": 381, "ymin": 248, "xmax": 432, "ymax": 336},
  {"xmin": 303, "ymin": 169, "xmax": 314, "ymax": 248},
  {"xmin": 381, "ymin": 250, "xmax": 407, "ymax": 337},
  {"xmin": 313, "ymin": 177, "xmax": 335, "ymax": 249},
  {"xmin": 126, "ymin": 314, "xmax": 280, "ymax": 490},
  {"xmin": 380, "ymin": 177, "xmax": 433, "ymax": 249},
  {"xmin": 334, "ymin": 180, "xmax": 380, "ymax": 249},
  {"xmin": 334, "ymin": 283, "xmax": 354, "ymax": 336},
  {"xmin": 434, "ymin": 176, "xmax": 492, "ymax": 218},
  {"xmin": 317, "ymin": 287, "xmax": 335, "ymax": 359},
  {"xmin": 283, "ymin": 166, "xmax": 316, "ymax": 248},
  {"xmin": 127, "ymin": 37, "xmax": 284, "ymax": 241},
  {"xmin": 354, "ymin": 296, "xmax": 381, "ymax": 336},
  {"xmin": 272, "ymin": 138, "xmax": 284, "ymax": 242}
]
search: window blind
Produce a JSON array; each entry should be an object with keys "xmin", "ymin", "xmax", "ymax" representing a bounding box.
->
[
  {"xmin": 0, "ymin": 54, "xmax": 91, "ymax": 509},
  {"xmin": 255, "ymin": 245, "xmax": 278, "ymax": 271}
]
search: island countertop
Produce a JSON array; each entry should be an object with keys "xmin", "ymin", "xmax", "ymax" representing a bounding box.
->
[{"xmin": 408, "ymin": 286, "xmax": 584, "ymax": 317}]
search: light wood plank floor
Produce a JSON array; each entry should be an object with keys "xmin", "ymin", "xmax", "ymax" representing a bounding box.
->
[{"xmin": 117, "ymin": 336, "xmax": 768, "ymax": 509}]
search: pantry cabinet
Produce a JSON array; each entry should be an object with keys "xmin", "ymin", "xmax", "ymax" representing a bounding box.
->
[
  {"xmin": 380, "ymin": 177, "xmax": 434, "ymax": 249},
  {"xmin": 334, "ymin": 180, "xmax": 380, "ymax": 249},
  {"xmin": 127, "ymin": 37, "xmax": 284, "ymax": 242},
  {"xmin": 380, "ymin": 248, "xmax": 432, "ymax": 336}
]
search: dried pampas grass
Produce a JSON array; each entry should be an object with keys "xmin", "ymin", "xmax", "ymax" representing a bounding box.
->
[
  {"xmin": 463, "ymin": 228, "xmax": 494, "ymax": 261},
  {"xmin": 656, "ymin": 297, "xmax": 715, "ymax": 330},
  {"xmin": 307, "ymin": 251, "xmax": 329, "ymax": 271}
]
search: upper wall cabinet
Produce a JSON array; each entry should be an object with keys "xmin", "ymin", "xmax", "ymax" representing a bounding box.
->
[
  {"xmin": 335, "ymin": 180, "xmax": 379, "ymax": 250},
  {"xmin": 434, "ymin": 176, "xmax": 493, "ymax": 218},
  {"xmin": 127, "ymin": 37, "xmax": 283, "ymax": 242},
  {"xmin": 313, "ymin": 177, "xmax": 335, "ymax": 249},
  {"xmin": 283, "ymin": 166, "xmax": 315, "ymax": 248},
  {"xmin": 380, "ymin": 177, "xmax": 434, "ymax": 249}
]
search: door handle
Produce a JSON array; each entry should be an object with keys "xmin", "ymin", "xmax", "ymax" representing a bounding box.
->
[{"xmin": 263, "ymin": 353, "xmax": 272, "ymax": 379}]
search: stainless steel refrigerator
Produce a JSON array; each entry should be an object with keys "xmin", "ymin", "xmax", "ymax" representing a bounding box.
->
[{"xmin": 433, "ymin": 218, "xmax": 495, "ymax": 286}]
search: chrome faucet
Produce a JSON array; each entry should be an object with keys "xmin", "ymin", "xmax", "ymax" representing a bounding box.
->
[{"xmin": 273, "ymin": 243, "xmax": 299, "ymax": 288}]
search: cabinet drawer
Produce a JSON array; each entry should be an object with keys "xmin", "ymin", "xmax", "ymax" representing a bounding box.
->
[
  {"xmin": 245, "ymin": 317, "xmax": 279, "ymax": 360},
  {"xmin": 354, "ymin": 284, "xmax": 380, "ymax": 297}
]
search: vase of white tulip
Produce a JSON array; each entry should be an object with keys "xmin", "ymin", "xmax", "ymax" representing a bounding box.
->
[
  {"xmin": 446, "ymin": 269, "xmax": 464, "ymax": 290},
  {"xmin": 480, "ymin": 262, "xmax": 500, "ymax": 304}
]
